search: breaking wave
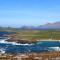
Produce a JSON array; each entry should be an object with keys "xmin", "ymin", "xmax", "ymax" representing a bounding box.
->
[
  {"xmin": 0, "ymin": 37, "xmax": 33, "ymax": 46},
  {"xmin": 48, "ymin": 47, "xmax": 60, "ymax": 51}
]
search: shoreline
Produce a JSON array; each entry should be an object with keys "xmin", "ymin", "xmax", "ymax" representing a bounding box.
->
[
  {"xmin": 0, "ymin": 51, "xmax": 60, "ymax": 60},
  {"xmin": 6, "ymin": 37, "xmax": 60, "ymax": 44}
]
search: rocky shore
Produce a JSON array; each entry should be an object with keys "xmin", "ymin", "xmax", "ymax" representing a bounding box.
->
[
  {"xmin": 6, "ymin": 38, "xmax": 37, "ymax": 44},
  {"xmin": 15, "ymin": 52, "xmax": 60, "ymax": 60},
  {"xmin": 0, "ymin": 52, "xmax": 60, "ymax": 60}
]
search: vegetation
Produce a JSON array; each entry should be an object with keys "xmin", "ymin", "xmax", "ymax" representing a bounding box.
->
[
  {"xmin": 13, "ymin": 30, "xmax": 60, "ymax": 41},
  {"xmin": 0, "ymin": 27, "xmax": 60, "ymax": 41}
]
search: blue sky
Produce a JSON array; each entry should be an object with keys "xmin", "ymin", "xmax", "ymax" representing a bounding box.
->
[{"xmin": 0, "ymin": 0, "xmax": 60, "ymax": 27}]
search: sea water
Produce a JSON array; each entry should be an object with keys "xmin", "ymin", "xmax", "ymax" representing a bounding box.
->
[{"xmin": 0, "ymin": 37, "xmax": 60, "ymax": 54}]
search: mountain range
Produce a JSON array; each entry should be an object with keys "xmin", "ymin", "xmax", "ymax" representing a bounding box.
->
[
  {"xmin": 0, "ymin": 21, "xmax": 60, "ymax": 30},
  {"xmin": 20, "ymin": 21, "xmax": 60, "ymax": 30},
  {"xmin": 38, "ymin": 21, "xmax": 60, "ymax": 30}
]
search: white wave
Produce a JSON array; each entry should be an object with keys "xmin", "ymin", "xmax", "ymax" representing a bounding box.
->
[
  {"xmin": 0, "ymin": 37, "xmax": 33, "ymax": 46},
  {"xmin": 0, "ymin": 40, "xmax": 33, "ymax": 46},
  {"xmin": 0, "ymin": 50, "xmax": 5, "ymax": 54},
  {"xmin": 5, "ymin": 41, "xmax": 33, "ymax": 46},
  {"xmin": 0, "ymin": 48, "xmax": 5, "ymax": 54},
  {"xmin": 0, "ymin": 37, "xmax": 11, "ymax": 43},
  {"xmin": 48, "ymin": 47, "xmax": 60, "ymax": 51}
]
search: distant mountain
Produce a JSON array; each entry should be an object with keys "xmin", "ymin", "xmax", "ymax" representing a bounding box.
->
[
  {"xmin": 38, "ymin": 22, "xmax": 60, "ymax": 29},
  {"xmin": 18, "ymin": 22, "xmax": 60, "ymax": 30},
  {"xmin": 0, "ymin": 21, "xmax": 60, "ymax": 30}
]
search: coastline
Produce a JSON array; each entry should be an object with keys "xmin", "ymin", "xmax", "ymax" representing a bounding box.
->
[
  {"xmin": 6, "ymin": 37, "xmax": 60, "ymax": 44},
  {"xmin": 0, "ymin": 51, "xmax": 60, "ymax": 60}
]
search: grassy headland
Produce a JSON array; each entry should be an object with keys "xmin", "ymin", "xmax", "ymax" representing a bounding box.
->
[{"xmin": 6, "ymin": 30, "xmax": 60, "ymax": 43}]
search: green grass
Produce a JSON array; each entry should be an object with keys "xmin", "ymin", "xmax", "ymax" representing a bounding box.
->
[{"xmin": 14, "ymin": 30, "xmax": 60, "ymax": 41}]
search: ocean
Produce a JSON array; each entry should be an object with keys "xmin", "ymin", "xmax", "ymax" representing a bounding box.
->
[
  {"xmin": 0, "ymin": 37, "xmax": 60, "ymax": 54},
  {"xmin": 0, "ymin": 32, "xmax": 60, "ymax": 54}
]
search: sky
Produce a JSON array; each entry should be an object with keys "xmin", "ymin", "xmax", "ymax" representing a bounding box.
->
[{"xmin": 0, "ymin": 0, "xmax": 60, "ymax": 27}]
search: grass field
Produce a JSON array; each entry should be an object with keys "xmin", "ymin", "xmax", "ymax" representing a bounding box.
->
[{"xmin": 12, "ymin": 30, "xmax": 60, "ymax": 41}]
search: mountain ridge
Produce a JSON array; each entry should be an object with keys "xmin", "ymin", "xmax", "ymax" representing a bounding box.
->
[{"xmin": 0, "ymin": 21, "xmax": 60, "ymax": 30}]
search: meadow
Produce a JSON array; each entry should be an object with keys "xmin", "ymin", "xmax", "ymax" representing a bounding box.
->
[{"xmin": 14, "ymin": 30, "xmax": 60, "ymax": 41}]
